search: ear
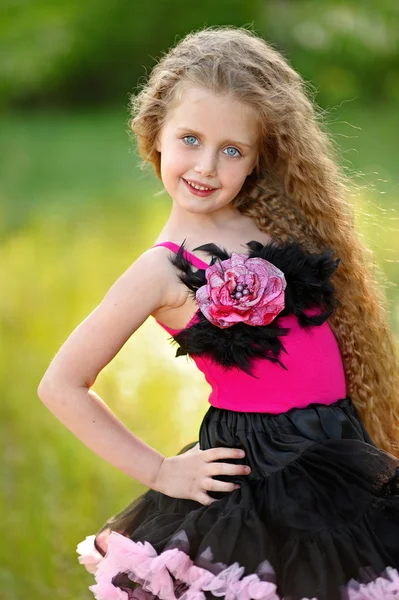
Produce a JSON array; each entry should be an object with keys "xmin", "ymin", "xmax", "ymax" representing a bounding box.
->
[{"xmin": 155, "ymin": 135, "xmax": 161, "ymax": 153}]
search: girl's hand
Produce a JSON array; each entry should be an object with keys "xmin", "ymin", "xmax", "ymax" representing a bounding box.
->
[{"xmin": 153, "ymin": 442, "xmax": 251, "ymax": 505}]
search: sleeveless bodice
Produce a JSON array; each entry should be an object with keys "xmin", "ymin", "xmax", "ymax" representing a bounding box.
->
[{"xmin": 152, "ymin": 241, "xmax": 347, "ymax": 414}]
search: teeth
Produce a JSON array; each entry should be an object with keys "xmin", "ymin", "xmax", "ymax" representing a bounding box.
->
[{"xmin": 186, "ymin": 180, "xmax": 213, "ymax": 191}]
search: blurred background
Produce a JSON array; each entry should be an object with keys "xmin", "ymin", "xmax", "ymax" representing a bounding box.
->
[{"xmin": 1, "ymin": 1, "xmax": 398, "ymax": 598}]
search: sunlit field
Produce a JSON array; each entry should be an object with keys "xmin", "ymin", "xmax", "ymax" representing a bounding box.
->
[{"xmin": 1, "ymin": 107, "xmax": 398, "ymax": 599}]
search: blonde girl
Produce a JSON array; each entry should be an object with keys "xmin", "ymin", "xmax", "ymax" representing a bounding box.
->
[{"xmin": 39, "ymin": 26, "xmax": 399, "ymax": 600}]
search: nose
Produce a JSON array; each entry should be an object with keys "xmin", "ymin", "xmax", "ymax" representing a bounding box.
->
[{"xmin": 194, "ymin": 150, "xmax": 217, "ymax": 177}]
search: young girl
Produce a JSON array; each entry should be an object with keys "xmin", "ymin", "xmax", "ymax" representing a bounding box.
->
[{"xmin": 38, "ymin": 26, "xmax": 399, "ymax": 600}]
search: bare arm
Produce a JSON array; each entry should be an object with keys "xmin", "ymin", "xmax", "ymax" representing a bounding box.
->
[{"xmin": 37, "ymin": 247, "xmax": 182, "ymax": 489}]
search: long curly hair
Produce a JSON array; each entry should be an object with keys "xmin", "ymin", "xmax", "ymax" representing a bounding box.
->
[{"xmin": 129, "ymin": 25, "xmax": 399, "ymax": 458}]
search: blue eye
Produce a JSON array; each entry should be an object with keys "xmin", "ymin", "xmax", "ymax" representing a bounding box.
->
[
  {"xmin": 183, "ymin": 135, "xmax": 199, "ymax": 146},
  {"xmin": 223, "ymin": 147, "xmax": 241, "ymax": 158},
  {"xmin": 182, "ymin": 136, "xmax": 241, "ymax": 157}
]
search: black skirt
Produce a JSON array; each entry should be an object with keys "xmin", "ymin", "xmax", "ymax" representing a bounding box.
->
[{"xmin": 77, "ymin": 396, "xmax": 399, "ymax": 600}]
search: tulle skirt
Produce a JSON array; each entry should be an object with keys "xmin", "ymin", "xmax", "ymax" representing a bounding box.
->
[{"xmin": 77, "ymin": 396, "xmax": 399, "ymax": 600}]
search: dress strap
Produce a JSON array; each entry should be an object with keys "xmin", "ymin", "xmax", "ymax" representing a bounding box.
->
[{"xmin": 152, "ymin": 241, "xmax": 209, "ymax": 270}]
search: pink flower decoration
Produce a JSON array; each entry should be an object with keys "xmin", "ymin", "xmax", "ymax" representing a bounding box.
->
[{"xmin": 196, "ymin": 253, "xmax": 287, "ymax": 329}]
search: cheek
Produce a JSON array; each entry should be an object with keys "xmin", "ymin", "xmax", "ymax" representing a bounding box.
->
[
  {"xmin": 220, "ymin": 161, "xmax": 251, "ymax": 186},
  {"xmin": 162, "ymin": 146, "xmax": 190, "ymax": 179}
]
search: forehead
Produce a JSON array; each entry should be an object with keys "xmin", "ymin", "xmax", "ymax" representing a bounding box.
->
[{"xmin": 164, "ymin": 86, "xmax": 260, "ymax": 142}]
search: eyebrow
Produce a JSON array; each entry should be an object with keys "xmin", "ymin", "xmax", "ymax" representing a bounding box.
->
[{"xmin": 176, "ymin": 127, "xmax": 253, "ymax": 149}]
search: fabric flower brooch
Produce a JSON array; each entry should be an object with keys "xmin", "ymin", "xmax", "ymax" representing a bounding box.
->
[
  {"xmin": 196, "ymin": 253, "xmax": 286, "ymax": 329},
  {"xmin": 168, "ymin": 239, "xmax": 341, "ymax": 376}
]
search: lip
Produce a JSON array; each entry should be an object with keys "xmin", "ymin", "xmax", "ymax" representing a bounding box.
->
[
  {"xmin": 182, "ymin": 177, "xmax": 217, "ymax": 190},
  {"xmin": 182, "ymin": 178, "xmax": 219, "ymax": 198},
  {"xmin": 183, "ymin": 178, "xmax": 218, "ymax": 190}
]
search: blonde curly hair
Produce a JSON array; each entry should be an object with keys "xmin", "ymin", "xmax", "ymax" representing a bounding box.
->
[{"xmin": 129, "ymin": 25, "xmax": 399, "ymax": 458}]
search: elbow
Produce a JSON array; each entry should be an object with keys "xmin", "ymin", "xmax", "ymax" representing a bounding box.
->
[
  {"xmin": 37, "ymin": 375, "xmax": 91, "ymax": 404},
  {"xmin": 37, "ymin": 377, "xmax": 55, "ymax": 403},
  {"xmin": 37, "ymin": 373, "xmax": 65, "ymax": 404}
]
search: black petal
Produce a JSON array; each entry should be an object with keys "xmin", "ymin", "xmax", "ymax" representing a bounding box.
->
[
  {"xmin": 166, "ymin": 239, "xmax": 341, "ymax": 374},
  {"xmin": 173, "ymin": 309, "xmax": 290, "ymax": 377}
]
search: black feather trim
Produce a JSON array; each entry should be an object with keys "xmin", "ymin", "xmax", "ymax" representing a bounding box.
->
[{"xmin": 166, "ymin": 238, "xmax": 341, "ymax": 376}]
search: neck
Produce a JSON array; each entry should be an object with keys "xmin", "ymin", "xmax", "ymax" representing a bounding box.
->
[{"xmin": 167, "ymin": 201, "xmax": 245, "ymax": 234}]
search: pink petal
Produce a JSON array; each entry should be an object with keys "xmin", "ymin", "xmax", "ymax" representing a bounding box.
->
[
  {"xmin": 346, "ymin": 566, "xmax": 399, "ymax": 599},
  {"xmin": 89, "ymin": 582, "xmax": 129, "ymax": 600},
  {"xmin": 77, "ymin": 535, "xmax": 105, "ymax": 574},
  {"xmin": 166, "ymin": 548, "xmax": 193, "ymax": 580},
  {"xmin": 81, "ymin": 532, "xmax": 399, "ymax": 600},
  {"xmin": 203, "ymin": 562, "xmax": 245, "ymax": 595}
]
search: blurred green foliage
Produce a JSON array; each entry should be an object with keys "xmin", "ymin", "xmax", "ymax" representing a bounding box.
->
[
  {"xmin": 1, "ymin": 2, "xmax": 399, "ymax": 599},
  {"xmin": 0, "ymin": 0, "xmax": 258, "ymax": 109},
  {"xmin": 1, "ymin": 0, "xmax": 399, "ymax": 110}
]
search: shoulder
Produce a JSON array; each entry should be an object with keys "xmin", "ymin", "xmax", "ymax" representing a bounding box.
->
[
  {"xmin": 119, "ymin": 245, "xmax": 184, "ymax": 307},
  {"xmin": 37, "ymin": 246, "xmax": 184, "ymax": 391}
]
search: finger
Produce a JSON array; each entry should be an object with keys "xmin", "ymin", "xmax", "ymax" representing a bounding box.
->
[
  {"xmin": 206, "ymin": 462, "xmax": 251, "ymax": 477},
  {"xmin": 196, "ymin": 491, "xmax": 217, "ymax": 506},
  {"xmin": 203, "ymin": 478, "xmax": 240, "ymax": 493},
  {"xmin": 203, "ymin": 447, "xmax": 245, "ymax": 461}
]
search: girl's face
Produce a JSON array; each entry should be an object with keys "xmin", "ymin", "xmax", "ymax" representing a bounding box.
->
[{"xmin": 155, "ymin": 86, "xmax": 260, "ymax": 215}]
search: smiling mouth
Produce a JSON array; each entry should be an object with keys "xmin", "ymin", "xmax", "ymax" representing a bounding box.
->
[{"xmin": 183, "ymin": 178, "xmax": 218, "ymax": 191}]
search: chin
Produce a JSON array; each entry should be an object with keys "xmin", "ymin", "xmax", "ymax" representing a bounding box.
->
[{"xmin": 183, "ymin": 203, "xmax": 215, "ymax": 214}]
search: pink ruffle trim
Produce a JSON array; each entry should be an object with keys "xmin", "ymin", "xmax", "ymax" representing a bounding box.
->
[
  {"xmin": 77, "ymin": 532, "xmax": 399, "ymax": 600},
  {"xmin": 77, "ymin": 535, "xmax": 105, "ymax": 575}
]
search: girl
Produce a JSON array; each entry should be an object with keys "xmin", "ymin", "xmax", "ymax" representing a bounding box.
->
[{"xmin": 38, "ymin": 26, "xmax": 399, "ymax": 600}]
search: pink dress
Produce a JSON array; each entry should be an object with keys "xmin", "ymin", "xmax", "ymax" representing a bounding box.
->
[
  {"xmin": 77, "ymin": 238, "xmax": 399, "ymax": 600},
  {"xmin": 152, "ymin": 241, "xmax": 347, "ymax": 414}
]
